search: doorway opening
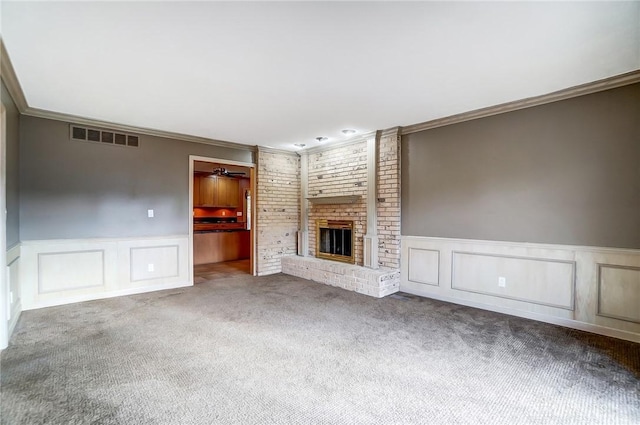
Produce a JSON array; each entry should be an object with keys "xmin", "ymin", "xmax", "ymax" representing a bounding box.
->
[{"xmin": 189, "ymin": 157, "xmax": 255, "ymax": 283}]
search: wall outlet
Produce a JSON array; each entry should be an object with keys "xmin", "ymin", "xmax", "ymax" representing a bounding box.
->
[
  {"xmin": 147, "ymin": 209, "xmax": 154, "ymax": 218},
  {"xmin": 9, "ymin": 292, "xmax": 13, "ymax": 304},
  {"xmin": 498, "ymin": 276, "xmax": 506, "ymax": 288},
  {"xmin": 148, "ymin": 263, "xmax": 155, "ymax": 272}
]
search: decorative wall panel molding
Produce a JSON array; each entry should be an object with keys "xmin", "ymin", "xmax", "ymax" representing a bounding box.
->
[
  {"xmin": 408, "ymin": 248, "xmax": 439, "ymax": 286},
  {"xmin": 451, "ymin": 251, "xmax": 575, "ymax": 310},
  {"xmin": 597, "ymin": 264, "xmax": 640, "ymax": 324},
  {"xmin": 130, "ymin": 245, "xmax": 180, "ymax": 282},
  {"xmin": 38, "ymin": 250, "xmax": 105, "ymax": 294},
  {"xmin": 6, "ymin": 244, "xmax": 22, "ymax": 337},
  {"xmin": 20, "ymin": 236, "xmax": 190, "ymax": 310},
  {"xmin": 401, "ymin": 236, "xmax": 640, "ymax": 343}
]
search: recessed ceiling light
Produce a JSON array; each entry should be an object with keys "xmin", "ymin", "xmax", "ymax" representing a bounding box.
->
[
  {"xmin": 294, "ymin": 143, "xmax": 306, "ymax": 148},
  {"xmin": 341, "ymin": 129, "xmax": 356, "ymax": 135},
  {"xmin": 315, "ymin": 137, "xmax": 328, "ymax": 142}
]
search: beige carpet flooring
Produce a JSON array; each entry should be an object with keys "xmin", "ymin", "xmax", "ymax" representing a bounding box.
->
[{"xmin": 1, "ymin": 273, "xmax": 639, "ymax": 424}]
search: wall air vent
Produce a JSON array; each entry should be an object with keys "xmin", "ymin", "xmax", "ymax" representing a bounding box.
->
[{"xmin": 70, "ymin": 124, "xmax": 140, "ymax": 148}]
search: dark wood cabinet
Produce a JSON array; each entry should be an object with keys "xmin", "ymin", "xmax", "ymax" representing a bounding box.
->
[
  {"xmin": 217, "ymin": 177, "xmax": 239, "ymax": 207},
  {"xmin": 199, "ymin": 175, "xmax": 217, "ymax": 206},
  {"xmin": 193, "ymin": 231, "xmax": 251, "ymax": 265},
  {"xmin": 193, "ymin": 174, "xmax": 240, "ymax": 207},
  {"xmin": 193, "ymin": 174, "xmax": 201, "ymax": 206},
  {"xmin": 239, "ymin": 230, "xmax": 250, "ymax": 258}
]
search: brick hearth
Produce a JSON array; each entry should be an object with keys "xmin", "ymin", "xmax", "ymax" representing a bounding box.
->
[{"xmin": 281, "ymin": 256, "xmax": 399, "ymax": 298}]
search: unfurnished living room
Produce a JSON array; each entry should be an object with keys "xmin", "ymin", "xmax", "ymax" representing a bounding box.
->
[{"xmin": 1, "ymin": 2, "xmax": 639, "ymax": 424}]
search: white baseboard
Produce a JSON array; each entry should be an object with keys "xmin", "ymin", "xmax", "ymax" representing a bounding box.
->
[
  {"xmin": 6, "ymin": 244, "xmax": 22, "ymax": 346},
  {"xmin": 8, "ymin": 300, "xmax": 21, "ymax": 335},
  {"xmin": 401, "ymin": 236, "xmax": 640, "ymax": 343},
  {"xmin": 402, "ymin": 287, "xmax": 640, "ymax": 343},
  {"xmin": 24, "ymin": 281, "xmax": 192, "ymax": 311}
]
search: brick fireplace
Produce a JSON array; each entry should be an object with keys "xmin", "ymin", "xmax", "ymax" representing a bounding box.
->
[
  {"xmin": 306, "ymin": 140, "xmax": 368, "ymax": 265},
  {"xmin": 279, "ymin": 129, "xmax": 402, "ymax": 298}
]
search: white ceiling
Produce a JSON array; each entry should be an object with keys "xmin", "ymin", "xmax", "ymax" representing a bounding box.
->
[{"xmin": 2, "ymin": 1, "xmax": 639, "ymax": 151}]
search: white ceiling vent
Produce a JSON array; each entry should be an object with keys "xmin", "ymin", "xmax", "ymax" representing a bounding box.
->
[{"xmin": 70, "ymin": 125, "xmax": 140, "ymax": 148}]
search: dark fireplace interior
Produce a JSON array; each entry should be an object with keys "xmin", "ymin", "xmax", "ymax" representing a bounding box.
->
[{"xmin": 316, "ymin": 220, "xmax": 354, "ymax": 263}]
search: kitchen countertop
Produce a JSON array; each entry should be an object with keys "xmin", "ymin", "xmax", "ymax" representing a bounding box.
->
[
  {"xmin": 195, "ymin": 229, "xmax": 249, "ymax": 233},
  {"xmin": 194, "ymin": 222, "xmax": 246, "ymax": 231}
]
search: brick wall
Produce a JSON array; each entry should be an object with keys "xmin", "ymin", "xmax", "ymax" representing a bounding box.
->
[
  {"xmin": 307, "ymin": 141, "xmax": 368, "ymax": 265},
  {"xmin": 377, "ymin": 131, "xmax": 401, "ymax": 269},
  {"xmin": 256, "ymin": 149, "xmax": 300, "ymax": 275}
]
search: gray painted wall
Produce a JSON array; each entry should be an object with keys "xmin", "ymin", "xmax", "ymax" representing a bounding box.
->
[
  {"xmin": 2, "ymin": 81, "xmax": 20, "ymax": 248},
  {"xmin": 20, "ymin": 116, "xmax": 253, "ymax": 240},
  {"xmin": 401, "ymin": 83, "xmax": 640, "ymax": 249}
]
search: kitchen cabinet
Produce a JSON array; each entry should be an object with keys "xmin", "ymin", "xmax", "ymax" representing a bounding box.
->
[
  {"xmin": 199, "ymin": 175, "xmax": 217, "ymax": 206},
  {"xmin": 239, "ymin": 230, "xmax": 250, "ymax": 258},
  {"xmin": 193, "ymin": 174, "xmax": 201, "ymax": 206},
  {"xmin": 193, "ymin": 230, "xmax": 250, "ymax": 265},
  {"xmin": 193, "ymin": 174, "xmax": 240, "ymax": 207},
  {"xmin": 217, "ymin": 177, "xmax": 239, "ymax": 207}
]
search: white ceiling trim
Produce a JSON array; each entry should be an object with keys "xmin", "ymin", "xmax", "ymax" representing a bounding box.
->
[
  {"xmin": 0, "ymin": 39, "xmax": 255, "ymax": 153},
  {"xmin": 256, "ymin": 146, "xmax": 299, "ymax": 157},
  {"xmin": 0, "ymin": 40, "xmax": 28, "ymax": 112},
  {"xmin": 22, "ymin": 106, "xmax": 256, "ymax": 152},
  {"xmin": 4, "ymin": 2, "xmax": 637, "ymax": 151},
  {"xmin": 401, "ymin": 69, "xmax": 640, "ymax": 135},
  {"xmin": 304, "ymin": 130, "xmax": 378, "ymax": 155},
  {"xmin": 3, "ymin": 41, "xmax": 639, "ymax": 153}
]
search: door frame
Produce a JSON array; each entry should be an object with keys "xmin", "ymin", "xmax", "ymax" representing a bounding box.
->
[{"xmin": 188, "ymin": 155, "xmax": 256, "ymax": 282}]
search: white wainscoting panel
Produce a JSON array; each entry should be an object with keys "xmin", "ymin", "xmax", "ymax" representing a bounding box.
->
[
  {"xmin": 401, "ymin": 236, "xmax": 640, "ymax": 342},
  {"xmin": 451, "ymin": 251, "xmax": 575, "ymax": 309},
  {"xmin": 408, "ymin": 248, "xmax": 439, "ymax": 286},
  {"xmin": 130, "ymin": 245, "xmax": 179, "ymax": 282},
  {"xmin": 20, "ymin": 236, "xmax": 190, "ymax": 310},
  {"xmin": 6, "ymin": 244, "xmax": 22, "ymax": 337},
  {"xmin": 117, "ymin": 238, "xmax": 188, "ymax": 289},
  {"xmin": 38, "ymin": 250, "xmax": 105, "ymax": 293},
  {"xmin": 597, "ymin": 264, "xmax": 640, "ymax": 324}
]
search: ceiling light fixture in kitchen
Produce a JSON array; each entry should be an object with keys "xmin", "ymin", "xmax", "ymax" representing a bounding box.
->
[
  {"xmin": 341, "ymin": 129, "xmax": 356, "ymax": 135},
  {"xmin": 294, "ymin": 143, "xmax": 306, "ymax": 148},
  {"xmin": 315, "ymin": 137, "xmax": 328, "ymax": 142}
]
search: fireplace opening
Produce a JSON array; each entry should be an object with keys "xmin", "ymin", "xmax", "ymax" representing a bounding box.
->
[{"xmin": 316, "ymin": 220, "xmax": 355, "ymax": 264}]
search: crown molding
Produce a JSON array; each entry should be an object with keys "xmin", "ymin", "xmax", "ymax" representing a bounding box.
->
[
  {"xmin": 304, "ymin": 130, "xmax": 378, "ymax": 155},
  {"xmin": 5, "ymin": 32, "xmax": 637, "ymax": 151},
  {"xmin": 0, "ymin": 39, "xmax": 28, "ymax": 112},
  {"xmin": 23, "ymin": 106, "xmax": 256, "ymax": 152},
  {"xmin": 1, "ymin": 38, "xmax": 255, "ymax": 153},
  {"xmin": 257, "ymin": 146, "xmax": 299, "ymax": 157},
  {"xmin": 401, "ymin": 69, "xmax": 640, "ymax": 135},
  {"xmin": 381, "ymin": 126, "xmax": 402, "ymax": 139}
]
